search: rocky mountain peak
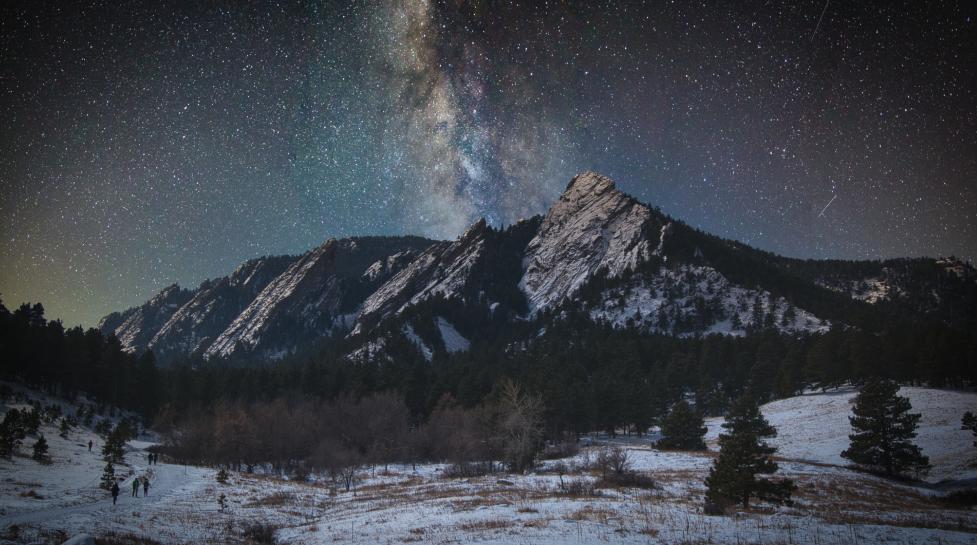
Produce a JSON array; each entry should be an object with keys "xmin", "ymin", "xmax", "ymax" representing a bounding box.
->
[
  {"xmin": 562, "ymin": 171, "xmax": 616, "ymax": 200},
  {"xmin": 519, "ymin": 172, "xmax": 656, "ymax": 313}
]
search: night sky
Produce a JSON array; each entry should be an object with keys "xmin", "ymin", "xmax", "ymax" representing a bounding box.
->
[{"xmin": 1, "ymin": 1, "xmax": 975, "ymax": 328}]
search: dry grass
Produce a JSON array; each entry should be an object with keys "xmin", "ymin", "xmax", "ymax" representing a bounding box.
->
[
  {"xmin": 456, "ymin": 518, "xmax": 513, "ymax": 532},
  {"xmin": 245, "ymin": 490, "xmax": 294, "ymax": 507},
  {"xmin": 567, "ymin": 505, "xmax": 616, "ymax": 523}
]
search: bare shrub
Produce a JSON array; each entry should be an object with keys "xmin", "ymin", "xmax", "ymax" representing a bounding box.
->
[
  {"xmin": 242, "ymin": 522, "xmax": 278, "ymax": 544},
  {"xmin": 596, "ymin": 446, "xmax": 631, "ymax": 478},
  {"xmin": 598, "ymin": 471, "xmax": 657, "ymax": 489},
  {"xmin": 559, "ymin": 478, "xmax": 602, "ymax": 497}
]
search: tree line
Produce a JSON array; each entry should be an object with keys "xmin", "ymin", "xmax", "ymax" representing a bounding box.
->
[{"xmin": 2, "ymin": 295, "xmax": 974, "ymax": 443}]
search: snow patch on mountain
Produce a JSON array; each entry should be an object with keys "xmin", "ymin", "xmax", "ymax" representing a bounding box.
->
[
  {"xmin": 402, "ymin": 324, "xmax": 433, "ymax": 361},
  {"xmin": 204, "ymin": 241, "xmax": 342, "ymax": 359},
  {"xmin": 103, "ymin": 284, "xmax": 192, "ymax": 353},
  {"xmin": 520, "ymin": 172, "xmax": 655, "ymax": 314},
  {"xmin": 362, "ymin": 251, "xmax": 416, "ymax": 282},
  {"xmin": 436, "ymin": 317, "xmax": 470, "ymax": 352},
  {"xmin": 588, "ymin": 265, "xmax": 829, "ymax": 336},
  {"xmin": 354, "ymin": 220, "xmax": 488, "ymax": 333},
  {"xmin": 818, "ymin": 277, "xmax": 895, "ymax": 304},
  {"xmin": 148, "ymin": 256, "xmax": 293, "ymax": 358}
]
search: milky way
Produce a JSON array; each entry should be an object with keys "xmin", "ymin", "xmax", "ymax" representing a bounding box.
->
[{"xmin": 1, "ymin": 1, "xmax": 975, "ymax": 327}]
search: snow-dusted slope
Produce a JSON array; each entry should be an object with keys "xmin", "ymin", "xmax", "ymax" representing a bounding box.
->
[
  {"xmin": 98, "ymin": 285, "xmax": 193, "ymax": 353},
  {"xmin": 704, "ymin": 386, "xmax": 977, "ymax": 482},
  {"xmin": 437, "ymin": 317, "xmax": 470, "ymax": 352},
  {"xmin": 353, "ymin": 219, "xmax": 489, "ymax": 333},
  {"xmin": 204, "ymin": 240, "xmax": 344, "ymax": 359},
  {"xmin": 146, "ymin": 255, "xmax": 296, "ymax": 359},
  {"xmin": 588, "ymin": 265, "xmax": 828, "ymax": 336},
  {"xmin": 520, "ymin": 172, "xmax": 657, "ymax": 313}
]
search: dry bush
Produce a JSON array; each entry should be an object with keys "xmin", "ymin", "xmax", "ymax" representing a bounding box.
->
[
  {"xmin": 558, "ymin": 478, "xmax": 602, "ymax": 497},
  {"xmin": 598, "ymin": 471, "xmax": 657, "ymax": 489},
  {"xmin": 242, "ymin": 522, "xmax": 278, "ymax": 545},
  {"xmin": 596, "ymin": 446, "xmax": 631, "ymax": 478}
]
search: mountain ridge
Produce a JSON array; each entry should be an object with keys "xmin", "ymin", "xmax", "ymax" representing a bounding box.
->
[{"xmin": 100, "ymin": 172, "xmax": 977, "ymax": 364}]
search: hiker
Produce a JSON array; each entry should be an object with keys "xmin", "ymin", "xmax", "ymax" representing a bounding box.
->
[
  {"xmin": 110, "ymin": 482, "xmax": 119, "ymax": 505},
  {"xmin": 147, "ymin": 452, "xmax": 152, "ymax": 465},
  {"xmin": 88, "ymin": 440, "xmax": 93, "ymax": 452},
  {"xmin": 142, "ymin": 476, "xmax": 149, "ymax": 496},
  {"xmin": 132, "ymin": 478, "xmax": 139, "ymax": 497}
]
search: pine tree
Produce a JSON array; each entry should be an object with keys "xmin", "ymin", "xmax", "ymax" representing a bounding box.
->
[
  {"xmin": 102, "ymin": 420, "xmax": 135, "ymax": 462},
  {"xmin": 100, "ymin": 461, "xmax": 116, "ymax": 490},
  {"xmin": 704, "ymin": 393, "xmax": 794, "ymax": 511},
  {"xmin": 841, "ymin": 378, "xmax": 930, "ymax": 478},
  {"xmin": 32, "ymin": 434, "xmax": 51, "ymax": 464},
  {"xmin": 59, "ymin": 417, "xmax": 71, "ymax": 439},
  {"xmin": 963, "ymin": 412, "xmax": 977, "ymax": 449},
  {"xmin": 657, "ymin": 400, "xmax": 707, "ymax": 450},
  {"xmin": 963, "ymin": 412, "xmax": 977, "ymax": 467},
  {"xmin": 0, "ymin": 409, "xmax": 25, "ymax": 458},
  {"xmin": 102, "ymin": 428, "xmax": 125, "ymax": 463}
]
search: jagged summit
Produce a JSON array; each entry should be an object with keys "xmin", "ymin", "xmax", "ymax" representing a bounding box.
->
[
  {"xmin": 519, "ymin": 171, "xmax": 657, "ymax": 312},
  {"xmin": 562, "ymin": 170, "xmax": 616, "ymax": 196}
]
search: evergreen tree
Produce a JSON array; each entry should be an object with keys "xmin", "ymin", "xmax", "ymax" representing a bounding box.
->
[
  {"xmin": 962, "ymin": 412, "xmax": 977, "ymax": 449},
  {"xmin": 657, "ymin": 400, "xmax": 707, "ymax": 450},
  {"xmin": 0, "ymin": 409, "xmax": 25, "ymax": 458},
  {"xmin": 100, "ymin": 461, "xmax": 116, "ymax": 490},
  {"xmin": 704, "ymin": 394, "xmax": 794, "ymax": 510},
  {"xmin": 32, "ymin": 434, "xmax": 51, "ymax": 464},
  {"xmin": 102, "ymin": 426, "xmax": 127, "ymax": 463},
  {"xmin": 59, "ymin": 417, "xmax": 71, "ymax": 439},
  {"xmin": 841, "ymin": 378, "xmax": 930, "ymax": 478}
]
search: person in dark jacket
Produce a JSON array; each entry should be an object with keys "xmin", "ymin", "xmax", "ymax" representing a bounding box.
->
[
  {"xmin": 142, "ymin": 476, "xmax": 149, "ymax": 496},
  {"xmin": 88, "ymin": 440, "xmax": 93, "ymax": 452},
  {"xmin": 110, "ymin": 482, "xmax": 119, "ymax": 505},
  {"xmin": 131, "ymin": 478, "xmax": 139, "ymax": 497}
]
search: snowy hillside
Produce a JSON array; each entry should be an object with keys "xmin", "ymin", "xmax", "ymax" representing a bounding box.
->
[
  {"xmin": 588, "ymin": 264, "xmax": 829, "ymax": 336},
  {"xmin": 703, "ymin": 386, "xmax": 977, "ymax": 482},
  {"xmin": 4, "ymin": 384, "xmax": 977, "ymax": 544}
]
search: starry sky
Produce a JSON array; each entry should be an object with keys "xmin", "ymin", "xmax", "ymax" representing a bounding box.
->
[{"xmin": 1, "ymin": 1, "xmax": 975, "ymax": 328}]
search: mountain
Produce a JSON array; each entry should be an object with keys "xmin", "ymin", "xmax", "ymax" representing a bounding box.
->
[
  {"xmin": 100, "ymin": 236, "xmax": 432, "ymax": 361},
  {"xmin": 98, "ymin": 284, "xmax": 194, "ymax": 352},
  {"xmin": 101, "ymin": 172, "xmax": 976, "ymax": 365}
]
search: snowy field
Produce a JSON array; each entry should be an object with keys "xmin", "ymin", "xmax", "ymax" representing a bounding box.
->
[{"xmin": 2, "ymin": 386, "xmax": 977, "ymax": 545}]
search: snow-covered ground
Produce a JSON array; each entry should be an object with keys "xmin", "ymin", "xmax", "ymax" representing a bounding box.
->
[
  {"xmin": 3, "ymin": 386, "xmax": 977, "ymax": 544},
  {"xmin": 714, "ymin": 386, "xmax": 977, "ymax": 483}
]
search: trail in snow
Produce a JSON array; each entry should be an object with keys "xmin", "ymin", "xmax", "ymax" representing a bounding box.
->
[{"xmin": 2, "ymin": 454, "xmax": 196, "ymax": 528}]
